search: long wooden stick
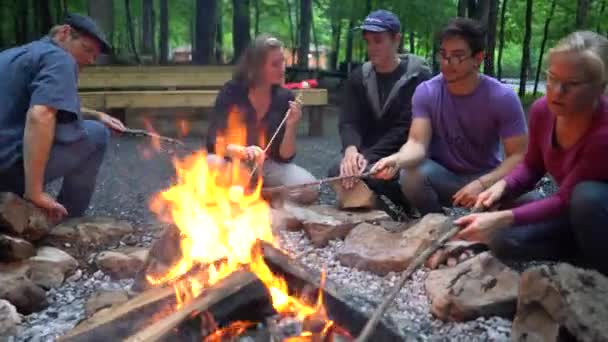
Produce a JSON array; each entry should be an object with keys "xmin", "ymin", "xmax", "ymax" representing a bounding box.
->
[
  {"xmin": 355, "ymin": 208, "xmax": 483, "ymax": 342},
  {"xmin": 261, "ymin": 171, "xmax": 374, "ymax": 195},
  {"xmin": 250, "ymin": 93, "xmax": 303, "ymax": 177}
]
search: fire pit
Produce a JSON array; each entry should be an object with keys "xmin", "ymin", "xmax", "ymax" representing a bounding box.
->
[
  {"xmin": 59, "ymin": 113, "xmax": 407, "ymax": 341},
  {"xmin": 60, "ymin": 244, "xmax": 404, "ymax": 341}
]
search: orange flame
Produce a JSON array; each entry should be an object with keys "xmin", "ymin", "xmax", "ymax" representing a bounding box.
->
[
  {"xmin": 177, "ymin": 119, "xmax": 190, "ymax": 137},
  {"xmin": 143, "ymin": 117, "xmax": 162, "ymax": 152},
  {"xmin": 148, "ymin": 108, "xmax": 340, "ymax": 338}
]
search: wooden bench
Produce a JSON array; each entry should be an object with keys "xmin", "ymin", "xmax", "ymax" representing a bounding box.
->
[{"xmin": 78, "ymin": 66, "xmax": 328, "ymax": 136}]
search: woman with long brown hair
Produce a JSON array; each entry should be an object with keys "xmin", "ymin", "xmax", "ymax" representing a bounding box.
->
[
  {"xmin": 455, "ymin": 31, "xmax": 608, "ymax": 275},
  {"xmin": 207, "ymin": 35, "xmax": 319, "ymax": 204}
]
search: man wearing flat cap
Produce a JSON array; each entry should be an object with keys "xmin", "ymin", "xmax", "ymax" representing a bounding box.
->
[
  {"xmin": 329, "ymin": 9, "xmax": 431, "ymax": 217},
  {"xmin": 0, "ymin": 13, "xmax": 125, "ymax": 221}
]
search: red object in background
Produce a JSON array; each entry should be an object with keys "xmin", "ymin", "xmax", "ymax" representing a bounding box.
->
[{"xmin": 284, "ymin": 79, "xmax": 318, "ymax": 89}]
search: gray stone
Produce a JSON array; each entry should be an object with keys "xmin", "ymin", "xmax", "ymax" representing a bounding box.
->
[
  {"xmin": 337, "ymin": 214, "xmax": 451, "ymax": 275},
  {"xmin": 0, "ymin": 299, "xmax": 21, "ymax": 337},
  {"xmin": 283, "ymin": 203, "xmax": 391, "ymax": 247},
  {"xmin": 0, "ymin": 234, "xmax": 36, "ymax": 262},
  {"xmin": 0, "ymin": 263, "xmax": 47, "ymax": 314},
  {"xmin": 85, "ymin": 289, "xmax": 129, "ymax": 317},
  {"xmin": 0, "ymin": 192, "xmax": 50, "ymax": 241},
  {"xmin": 425, "ymin": 252, "xmax": 520, "ymax": 321},
  {"xmin": 512, "ymin": 263, "xmax": 608, "ymax": 342},
  {"xmin": 44, "ymin": 217, "xmax": 133, "ymax": 253},
  {"xmin": 28, "ymin": 247, "xmax": 78, "ymax": 289},
  {"xmin": 95, "ymin": 251, "xmax": 144, "ymax": 279}
]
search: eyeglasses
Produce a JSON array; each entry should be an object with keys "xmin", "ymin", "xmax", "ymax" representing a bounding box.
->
[
  {"xmin": 436, "ymin": 52, "xmax": 472, "ymax": 65},
  {"xmin": 545, "ymin": 71, "xmax": 593, "ymax": 93}
]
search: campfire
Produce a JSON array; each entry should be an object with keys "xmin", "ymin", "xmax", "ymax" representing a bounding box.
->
[
  {"xmin": 59, "ymin": 110, "xmax": 403, "ymax": 342},
  {"xmin": 140, "ymin": 109, "xmax": 349, "ymax": 340}
]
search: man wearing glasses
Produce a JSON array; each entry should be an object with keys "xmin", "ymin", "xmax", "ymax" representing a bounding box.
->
[
  {"xmin": 0, "ymin": 13, "xmax": 125, "ymax": 222},
  {"xmin": 371, "ymin": 17, "xmax": 528, "ymax": 215},
  {"xmin": 329, "ymin": 10, "xmax": 431, "ymax": 216}
]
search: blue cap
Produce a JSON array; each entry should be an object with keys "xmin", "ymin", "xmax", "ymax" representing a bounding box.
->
[
  {"xmin": 360, "ymin": 10, "xmax": 401, "ymax": 33},
  {"xmin": 64, "ymin": 13, "xmax": 112, "ymax": 54}
]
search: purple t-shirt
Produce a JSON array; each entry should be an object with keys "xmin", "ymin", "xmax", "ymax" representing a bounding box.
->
[
  {"xmin": 412, "ymin": 74, "xmax": 527, "ymax": 174},
  {"xmin": 505, "ymin": 96, "xmax": 608, "ymax": 225}
]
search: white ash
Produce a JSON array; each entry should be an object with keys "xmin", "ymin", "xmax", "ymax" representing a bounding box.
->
[
  {"xmin": 12, "ymin": 270, "xmax": 134, "ymax": 342},
  {"xmin": 278, "ymin": 230, "xmax": 512, "ymax": 341}
]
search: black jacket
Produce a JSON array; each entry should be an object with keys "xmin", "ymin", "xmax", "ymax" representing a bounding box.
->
[
  {"xmin": 339, "ymin": 55, "xmax": 431, "ymax": 163},
  {"xmin": 207, "ymin": 80, "xmax": 295, "ymax": 163}
]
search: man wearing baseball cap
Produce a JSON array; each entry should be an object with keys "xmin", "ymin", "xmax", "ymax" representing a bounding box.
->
[
  {"xmin": 329, "ymin": 9, "xmax": 431, "ymax": 218},
  {"xmin": 0, "ymin": 13, "xmax": 125, "ymax": 221}
]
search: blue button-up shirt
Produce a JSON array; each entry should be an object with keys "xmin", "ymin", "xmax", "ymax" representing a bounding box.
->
[{"xmin": 0, "ymin": 37, "xmax": 83, "ymax": 170}]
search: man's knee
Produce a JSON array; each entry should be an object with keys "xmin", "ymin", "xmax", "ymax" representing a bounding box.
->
[
  {"xmin": 399, "ymin": 160, "xmax": 440, "ymax": 193},
  {"xmin": 84, "ymin": 120, "xmax": 110, "ymax": 151}
]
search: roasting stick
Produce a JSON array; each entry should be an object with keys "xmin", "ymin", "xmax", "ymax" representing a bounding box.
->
[
  {"xmin": 248, "ymin": 93, "xmax": 304, "ymax": 177},
  {"xmin": 261, "ymin": 171, "xmax": 375, "ymax": 195},
  {"xmin": 355, "ymin": 207, "xmax": 484, "ymax": 342}
]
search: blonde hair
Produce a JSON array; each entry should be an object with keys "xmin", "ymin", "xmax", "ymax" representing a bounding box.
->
[{"xmin": 549, "ymin": 31, "xmax": 608, "ymax": 89}]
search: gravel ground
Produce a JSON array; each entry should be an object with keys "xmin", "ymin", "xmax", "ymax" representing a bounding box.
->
[{"xmin": 13, "ymin": 115, "xmax": 523, "ymax": 341}]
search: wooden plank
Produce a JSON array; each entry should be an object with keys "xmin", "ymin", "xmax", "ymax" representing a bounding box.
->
[
  {"xmin": 79, "ymin": 71, "xmax": 233, "ymax": 89},
  {"xmin": 79, "ymin": 89, "xmax": 328, "ymax": 109},
  {"xmin": 59, "ymin": 286, "xmax": 175, "ymax": 342}
]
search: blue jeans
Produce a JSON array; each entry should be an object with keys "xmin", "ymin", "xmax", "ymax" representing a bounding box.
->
[
  {"xmin": 489, "ymin": 181, "xmax": 608, "ymax": 275},
  {"xmin": 399, "ymin": 159, "xmax": 489, "ymax": 215},
  {"xmin": 0, "ymin": 120, "xmax": 109, "ymax": 217}
]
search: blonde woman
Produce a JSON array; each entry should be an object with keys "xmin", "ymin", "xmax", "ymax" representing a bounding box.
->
[{"xmin": 455, "ymin": 31, "xmax": 608, "ymax": 275}]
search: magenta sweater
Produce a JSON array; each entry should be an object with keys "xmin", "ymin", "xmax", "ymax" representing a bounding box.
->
[{"xmin": 504, "ymin": 96, "xmax": 608, "ymax": 225}]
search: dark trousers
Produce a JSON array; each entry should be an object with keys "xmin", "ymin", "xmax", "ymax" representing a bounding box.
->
[
  {"xmin": 0, "ymin": 120, "xmax": 109, "ymax": 217},
  {"xmin": 489, "ymin": 181, "xmax": 608, "ymax": 276}
]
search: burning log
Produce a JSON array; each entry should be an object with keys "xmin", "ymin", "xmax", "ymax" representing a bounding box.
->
[
  {"xmin": 124, "ymin": 270, "xmax": 258, "ymax": 342},
  {"xmin": 61, "ymin": 244, "xmax": 407, "ymax": 341}
]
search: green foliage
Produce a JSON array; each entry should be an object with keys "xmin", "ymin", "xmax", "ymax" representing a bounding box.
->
[
  {"xmin": 520, "ymin": 91, "xmax": 545, "ymax": 109},
  {"xmin": 1, "ymin": 0, "xmax": 606, "ymax": 71}
]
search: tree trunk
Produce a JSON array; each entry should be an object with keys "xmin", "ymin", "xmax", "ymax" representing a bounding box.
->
[
  {"xmin": 311, "ymin": 3, "xmax": 319, "ymax": 69},
  {"xmin": 575, "ymin": 0, "xmax": 591, "ymax": 29},
  {"xmin": 232, "ymin": 0, "xmax": 251, "ymax": 63},
  {"xmin": 329, "ymin": 19, "xmax": 341, "ymax": 71},
  {"xmin": 596, "ymin": 0, "xmax": 606, "ymax": 33},
  {"xmin": 254, "ymin": 0, "xmax": 261, "ymax": 36},
  {"xmin": 345, "ymin": 19, "xmax": 354, "ymax": 73},
  {"xmin": 36, "ymin": 0, "xmax": 53, "ymax": 37},
  {"xmin": 297, "ymin": 0, "xmax": 312, "ymax": 68},
  {"xmin": 141, "ymin": 0, "xmax": 155, "ymax": 59},
  {"xmin": 216, "ymin": 0, "xmax": 223, "ymax": 63},
  {"xmin": 458, "ymin": 0, "xmax": 467, "ymax": 16},
  {"xmin": 518, "ymin": 0, "xmax": 533, "ymax": 98},
  {"xmin": 533, "ymin": 0, "xmax": 557, "ymax": 96},
  {"xmin": 366, "ymin": 0, "xmax": 372, "ymax": 14},
  {"xmin": 159, "ymin": 0, "xmax": 169, "ymax": 64},
  {"xmin": 285, "ymin": 0, "xmax": 296, "ymax": 61},
  {"xmin": 468, "ymin": 0, "xmax": 478, "ymax": 18},
  {"xmin": 88, "ymin": 0, "xmax": 114, "ymax": 49},
  {"xmin": 497, "ymin": 0, "xmax": 508, "ymax": 80},
  {"xmin": 55, "ymin": 0, "xmax": 63, "ymax": 23},
  {"xmin": 124, "ymin": 0, "xmax": 140, "ymax": 63},
  {"xmin": 193, "ymin": 0, "xmax": 218, "ymax": 64},
  {"xmin": 409, "ymin": 31, "xmax": 415, "ymax": 54},
  {"xmin": 483, "ymin": 0, "xmax": 499, "ymax": 76},
  {"xmin": 16, "ymin": 0, "xmax": 28, "ymax": 44}
]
